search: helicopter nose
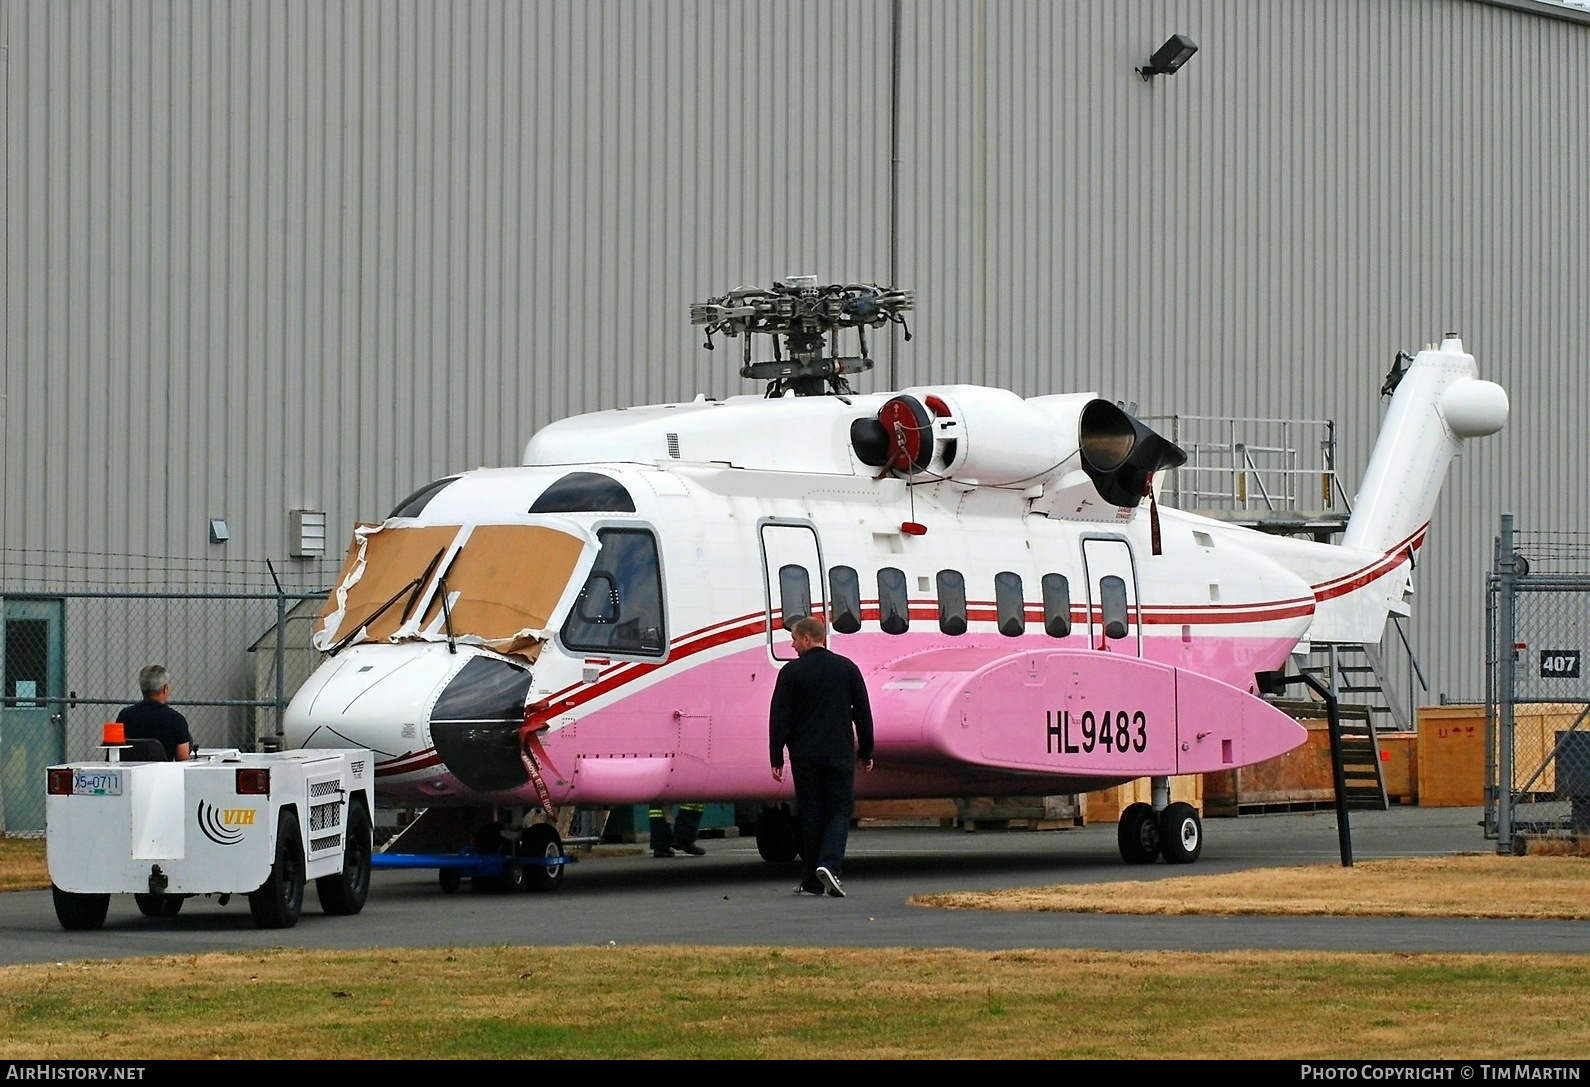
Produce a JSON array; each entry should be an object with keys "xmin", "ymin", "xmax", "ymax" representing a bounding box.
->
[
  {"xmin": 429, "ymin": 655, "xmax": 536, "ymax": 793},
  {"xmin": 284, "ymin": 643, "xmax": 459, "ymax": 754}
]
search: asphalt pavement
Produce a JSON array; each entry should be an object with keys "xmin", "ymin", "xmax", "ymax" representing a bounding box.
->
[{"xmin": 5, "ymin": 804, "xmax": 1588, "ymax": 965}]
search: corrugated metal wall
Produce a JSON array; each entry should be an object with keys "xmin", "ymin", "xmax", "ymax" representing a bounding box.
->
[{"xmin": 3, "ymin": 0, "xmax": 1587, "ymax": 704}]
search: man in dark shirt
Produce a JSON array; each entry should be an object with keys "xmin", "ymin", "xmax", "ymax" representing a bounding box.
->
[
  {"xmin": 769, "ymin": 616, "xmax": 874, "ymax": 898},
  {"xmin": 116, "ymin": 664, "xmax": 193, "ymax": 761}
]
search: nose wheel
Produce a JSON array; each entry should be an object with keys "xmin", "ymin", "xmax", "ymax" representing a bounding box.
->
[{"xmin": 517, "ymin": 822, "xmax": 567, "ymax": 892}]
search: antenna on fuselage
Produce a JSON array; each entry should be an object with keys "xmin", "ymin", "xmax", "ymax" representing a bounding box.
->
[{"xmin": 691, "ymin": 275, "xmax": 913, "ymax": 396}]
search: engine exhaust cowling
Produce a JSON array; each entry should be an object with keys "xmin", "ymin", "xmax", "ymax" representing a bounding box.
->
[{"xmin": 1078, "ymin": 400, "xmax": 1187, "ymax": 508}]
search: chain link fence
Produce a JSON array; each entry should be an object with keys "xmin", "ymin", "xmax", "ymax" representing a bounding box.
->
[
  {"xmin": 0, "ymin": 587, "xmax": 327, "ymax": 836},
  {"xmin": 1486, "ymin": 515, "xmax": 1590, "ymax": 853}
]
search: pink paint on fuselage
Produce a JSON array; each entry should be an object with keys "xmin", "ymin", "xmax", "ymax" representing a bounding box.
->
[{"xmin": 373, "ymin": 626, "xmax": 1301, "ymax": 808}]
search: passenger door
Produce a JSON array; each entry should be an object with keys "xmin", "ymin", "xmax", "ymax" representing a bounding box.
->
[
  {"xmin": 1081, "ymin": 536, "xmax": 1141, "ymax": 656},
  {"xmin": 758, "ymin": 521, "xmax": 825, "ymax": 662}
]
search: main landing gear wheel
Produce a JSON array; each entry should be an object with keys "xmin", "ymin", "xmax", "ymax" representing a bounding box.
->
[
  {"xmin": 1158, "ymin": 802, "xmax": 1203, "ymax": 864},
  {"xmin": 52, "ymin": 885, "xmax": 110, "ymax": 931},
  {"xmin": 1117, "ymin": 802, "xmax": 1161, "ymax": 864},
  {"xmin": 134, "ymin": 893, "xmax": 185, "ymax": 918},
  {"xmin": 248, "ymin": 813, "xmax": 306, "ymax": 928},
  {"xmin": 518, "ymin": 823, "xmax": 566, "ymax": 893},
  {"xmin": 755, "ymin": 805, "xmax": 801, "ymax": 864}
]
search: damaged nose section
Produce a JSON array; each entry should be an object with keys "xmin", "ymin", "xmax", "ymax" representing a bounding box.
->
[{"xmin": 429, "ymin": 656, "xmax": 535, "ymax": 793}]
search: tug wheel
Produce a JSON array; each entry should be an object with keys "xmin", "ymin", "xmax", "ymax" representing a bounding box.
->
[
  {"xmin": 248, "ymin": 813, "xmax": 306, "ymax": 928},
  {"xmin": 317, "ymin": 800, "xmax": 373, "ymax": 915},
  {"xmin": 52, "ymin": 885, "xmax": 110, "ymax": 931},
  {"xmin": 134, "ymin": 893, "xmax": 185, "ymax": 918}
]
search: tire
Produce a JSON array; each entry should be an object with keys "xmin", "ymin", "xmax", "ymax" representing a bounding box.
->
[
  {"xmin": 501, "ymin": 858, "xmax": 527, "ymax": 893},
  {"xmin": 1117, "ymin": 802, "xmax": 1161, "ymax": 864},
  {"xmin": 518, "ymin": 822, "xmax": 566, "ymax": 893},
  {"xmin": 134, "ymin": 893, "xmax": 184, "ymax": 918},
  {"xmin": 438, "ymin": 868, "xmax": 462, "ymax": 894},
  {"xmin": 248, "ymin": 812, "xmax": 306, "ymax": 929},
  {"xmin": 1158, "ymin": 801, "xmax": 1203, "ymax": 864},
  {"xmin": 755, "ymin": 806, "xmax": 800, "ymax": 864},
  {"xmin": 52, "ymin": 885, "xmax": 110, "ymax": 931},
  {"xmin": 316, "ymin": 801, "xmax": 372, "ymax": 916},
  {"xmin": 472, "ymin": 821, "xmax": 506, "ymax": 852}
]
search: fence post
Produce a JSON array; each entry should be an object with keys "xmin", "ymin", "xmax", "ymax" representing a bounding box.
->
[
  {"xmin": 1496, "ymin": 512, "xmax": 1517, "ymax": 854},
  {"xmin": 268, "ymin": 561, "xmax": 287, "ymax": 746}
]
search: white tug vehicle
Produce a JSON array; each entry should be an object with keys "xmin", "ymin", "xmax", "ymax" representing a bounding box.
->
[{"xmin": 45, "ymin": 728, "xmax": 374, "ymax": 930}]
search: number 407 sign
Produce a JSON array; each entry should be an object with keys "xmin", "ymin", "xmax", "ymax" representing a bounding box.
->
[{"xmin": 1540, "ymin": 649, "xmax": 1582, "ymax": 678}]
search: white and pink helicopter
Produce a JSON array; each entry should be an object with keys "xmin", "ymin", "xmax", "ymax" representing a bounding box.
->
[{"xmin": 283, "ymin": 277, "xmax": 1507, "ymax": 890}]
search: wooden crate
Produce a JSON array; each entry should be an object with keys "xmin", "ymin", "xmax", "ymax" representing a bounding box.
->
[
  {"xmin": 854, "ymin": 798, "xmax": 959, "ymax": 827},
  {"xmin": 1418, "ymin": 705, "xmax": 1486, "ymax": 807},
  {"xmin": 1200, "ymin": 703, "xmax": 1419, "ymax": 813},
  {"xmin": 1081, "ymin": 776, "xmax": 1203, "ymax": 823},
  {"xmin": 956, "ymin": 794, "xmax": 1080, "ymax": 830},
  {"xmin": 1378, "ymin": 732, "xmax": 1418, "ymax": 804},
  {"xmin": 1506, "ymin": 703, "xmax": 1590, "ymax": 795}
]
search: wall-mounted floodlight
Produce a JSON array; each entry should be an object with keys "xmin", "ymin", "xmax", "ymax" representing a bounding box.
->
[
  {"xmin": 1137, "ymin": 33, "xmax": 1198, "ymax": 81},
  {"xmin": 209, "ymin": 517, "xmax": 231, "ymax": 544}
]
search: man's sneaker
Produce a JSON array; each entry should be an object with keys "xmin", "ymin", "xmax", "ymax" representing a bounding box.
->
[
  {"xmin": 816, "ymin": 866, "xmax": 845, "ymax": 898},
  {"xmin": 792, "ymin": 884, "xmax": 824, "ymax": 896},
  {"xmin": 652, "ymin": 848, "xmax": 675, "ymax": 859},
  {"xmin": 673, "ymin": 841, "xmax": 706, "ymax": 856}
]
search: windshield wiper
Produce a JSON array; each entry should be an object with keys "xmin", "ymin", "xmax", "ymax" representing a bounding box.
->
[
  {"xmin": 431, "ymin": 547, "xmax": 464, "ymax": 655},
  {"xmin": 328, "ymin": 547, "xmax": 447, "ymax": 655}
]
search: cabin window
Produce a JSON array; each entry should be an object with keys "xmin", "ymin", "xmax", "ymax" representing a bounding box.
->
[
  {"xmin": 1042, "ymin": 573, "xmax": 1072, "ymax": 638},
  {"xmin": 388, "ymin": 477, "xmax": 459, "ymax": 518},
  {"xmin": 1100, "ymin": 575, "xmax": 1129, "ymax": 640},
  {"xmin": 936, "ymin": 570, "xmax": 967, "ymax": 636},
  {"xmin": 829, "ymin": 566, "xmax": 862, "ymax": 634},
  {"xmin": 779, "ymin": 564, "xmax": 812, "ymax": 631},
  {"xmin": 877, "ymin": 567, "xmax": 909, "ymax": 635},
  {"xmin": 529, "ymin": 472, "xmax": 636, "ymax": 514},
  {"xmin": 995, "ymin": 571, "xmax": 1025, "ymax": 637},
  {"xmin": 559, "ymin": 528, "xmax": 666, "ymax": 656}
]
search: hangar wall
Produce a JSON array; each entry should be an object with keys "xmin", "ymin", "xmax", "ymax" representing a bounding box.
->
[{"xmin": 2, "ymin": 0, "xmax": 1587, "ymax": 732}]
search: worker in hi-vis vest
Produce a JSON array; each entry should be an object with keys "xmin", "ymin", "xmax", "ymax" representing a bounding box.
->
[{"xmin": 648, "ymin": 802, "xmax": 706, "ymax": 858}]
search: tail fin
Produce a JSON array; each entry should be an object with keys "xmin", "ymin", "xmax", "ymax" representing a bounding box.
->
[{"xmin": 1340, "ymin": 335, "xmax": 1507, "ymax": 557}]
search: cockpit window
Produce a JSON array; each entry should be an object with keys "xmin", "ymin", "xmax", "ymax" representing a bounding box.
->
[
  {"xmin": 313, "ymin": 521, "xmax": 589, "ymax": 663},
  {"xmin": 529, "ymin": 472, "xmax": 636, "ymax": 514},
  {"xmin": 388, "ymin": 477, "xmax": 459, "ymax": 518},
  {"xmin": 560, "ymin": 529, "xmax": 666, "ymax": 657}
]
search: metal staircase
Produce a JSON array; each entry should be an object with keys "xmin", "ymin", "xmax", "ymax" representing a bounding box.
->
[
  {"xmin": 1265, "ymin": 697, "xmax": 1390, "ymax": 811},
  {"xmin": 1300, "ymin": 619, "xmax": 1426, "ymax": 735}
]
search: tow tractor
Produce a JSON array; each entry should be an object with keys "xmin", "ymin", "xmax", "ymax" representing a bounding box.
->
[{"xmin": 45, "ymin": 726, "xmax": 375, "ymax": 931}]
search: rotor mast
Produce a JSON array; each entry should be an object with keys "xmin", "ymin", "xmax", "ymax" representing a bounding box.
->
[{"xmin": 691, "ymin": 275, "xmax": 913, "ymax": 396}]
